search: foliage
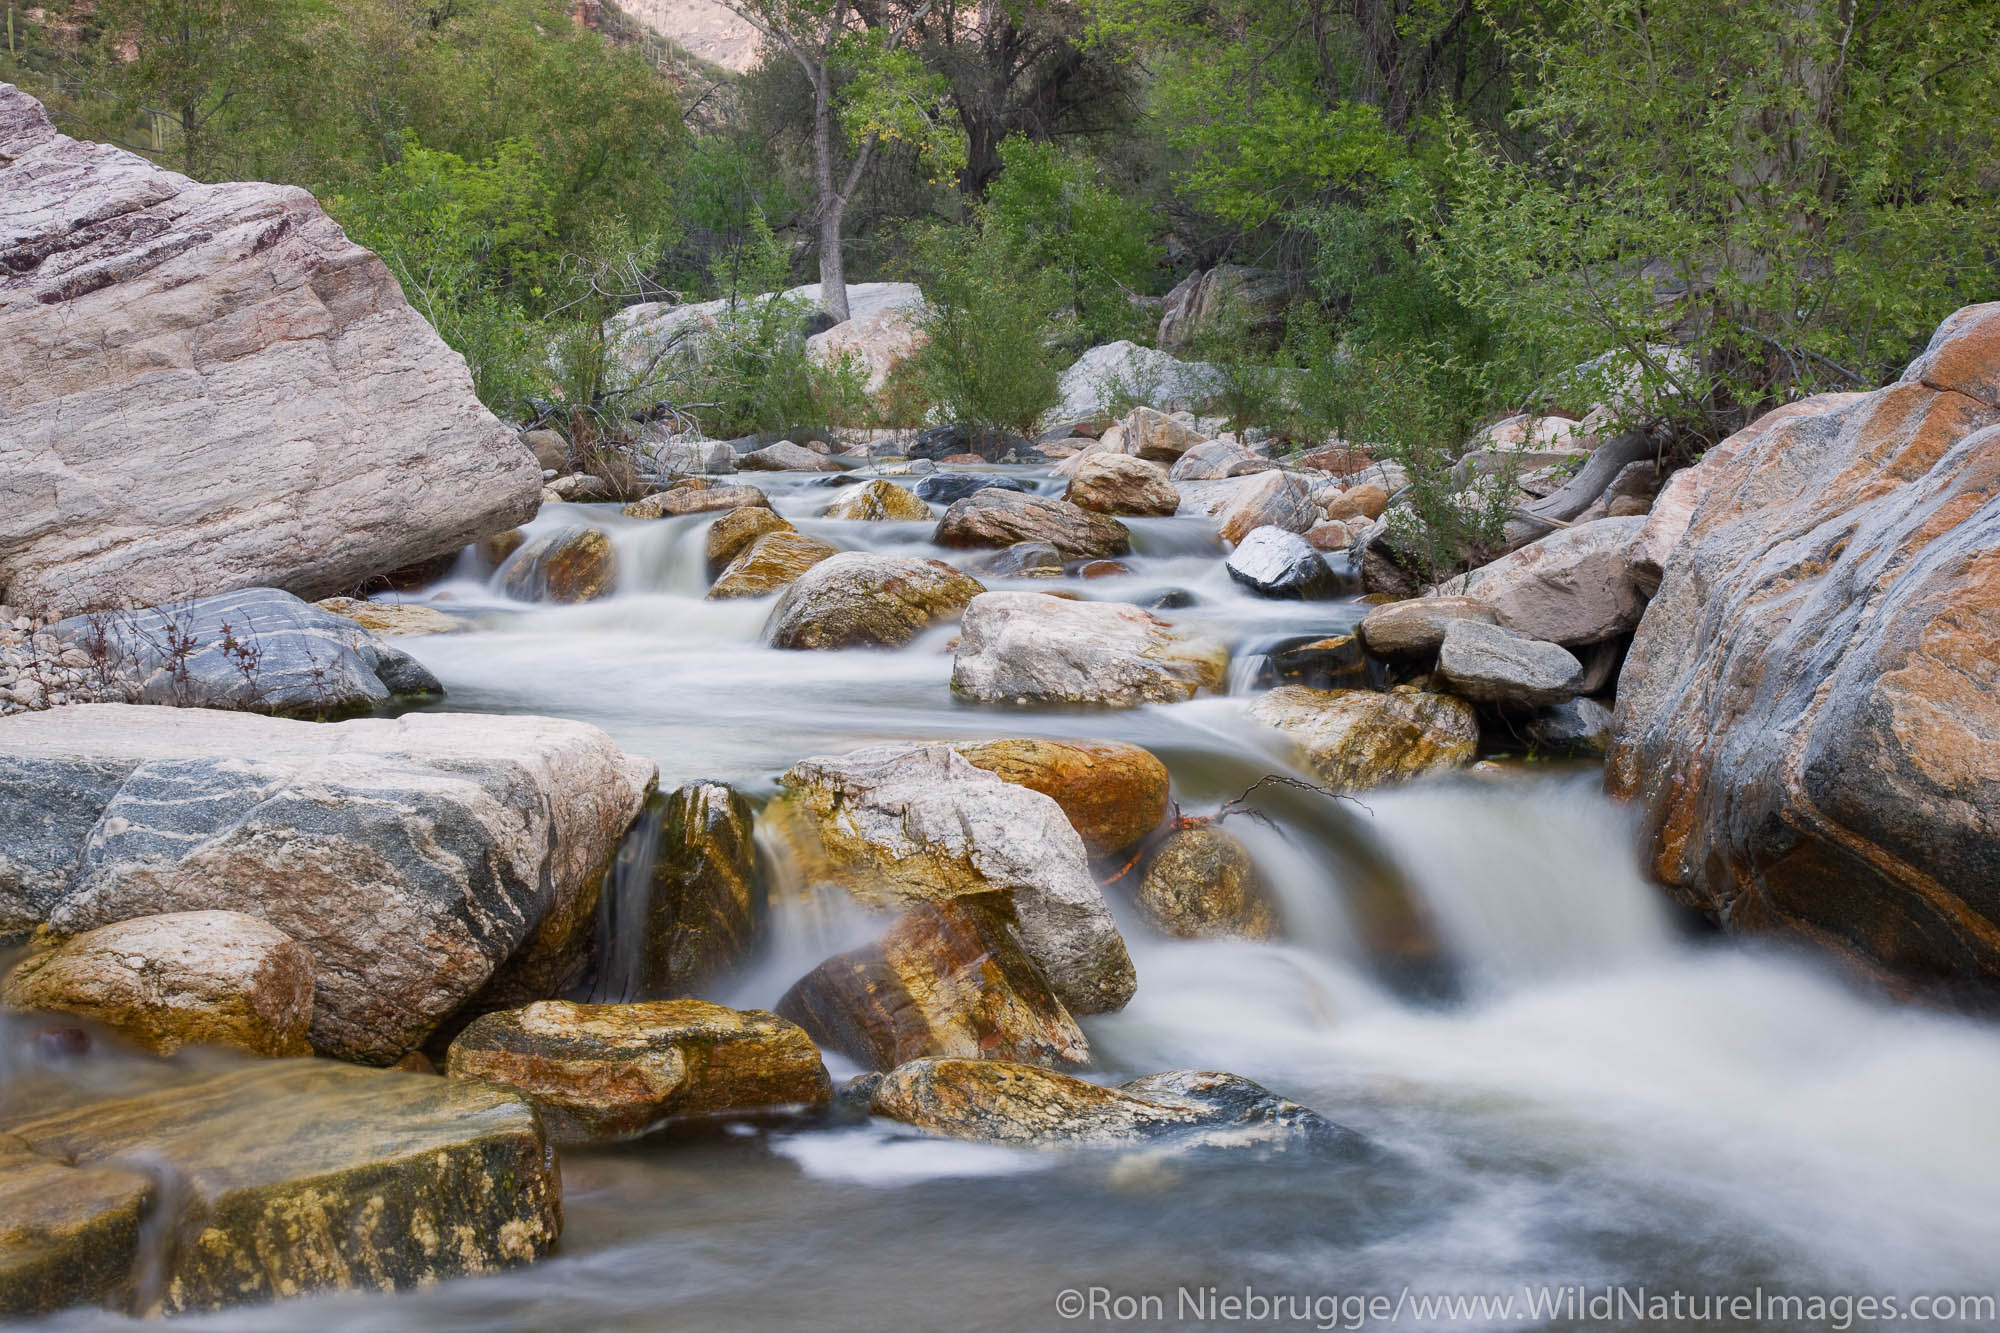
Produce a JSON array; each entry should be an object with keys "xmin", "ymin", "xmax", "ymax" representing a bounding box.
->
[
  {"xmin": 983, "ymin": 136, "xmax": 1159, "ymax": 345},
  {"xmin": 666, "ymin": 296, "xmax": 871, "ymax": 439},
  {"xmin": 904, "ymin": 223, "xmax": 1065, "ymax": 434}
]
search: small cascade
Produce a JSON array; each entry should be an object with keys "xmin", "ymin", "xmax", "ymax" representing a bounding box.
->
[{"xmin": 589, "ymin": 795, "xmax": 666, "ymax": 1004}]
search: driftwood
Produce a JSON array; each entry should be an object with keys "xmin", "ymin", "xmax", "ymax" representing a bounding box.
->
[{"xmin": 1501, "ymin": 430, "xmax": 1655, "ymax": 548}]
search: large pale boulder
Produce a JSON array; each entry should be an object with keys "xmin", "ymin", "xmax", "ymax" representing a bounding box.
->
[
  {"xmin": 1170, "ymin": 440, "xmax": 1273, "ymax": 481},
  {"xmin": 739, "ymin": 440, "xmax": 841, "ymax": 472},
  {"xmin": 1356, "ymin": 595, "xmax": 1497, "ymax": 659},
  {"xmin": 1250, "ymin": 686, "xmax": 1478, "ymax": 789},
  {"xmin": 1450, "ymin": 516, "xmax": 1648, "ymax": 645},
  {"xmin": 1609, "ymin": 303, "xmax": 2000, "ymax": 994},
  {"xmin": 1157, "ymin": 265, "xmax": 1290, "ymax": 351},
  {"xmin": 0, "ymin": 86, "xmax": 538, "ymax": 611},
  {"xmin": 767, "ymin": 744, "xmax": 1135, "ymax": 1014},
  {"xmin": 765, "ymin": 552, "xmax": 983, "ymax": 649},
  {"xmin": 2, "ymin": 910, "xmax": 315, "ymax": 1057},
  {"xmin": 611, "ymin": 282, "xmax": 922, "ymax": 374},
  {"xmin": 950, "ymin": 592, "xmax": 1228, "ymax": 706},
  {"xmin": 1177, "ymin": 471, "xmax": 1319, "ymax": 543},
  {"xmin": 0, "ymin": 1057, "xmax": 558, "ymax": 1316},
  {"xmin": 933, "ymin": 489, "xmax": 1132, "ymax": 560},
  {"xmin": 0, "ymin": 705, "xmax": 654, "ymax": 1063},
  {"xmin": 446, "ymin": 999, "xmax": 831, "ymax": 1144},
  {"xmin": 806, "ymin": 302, "xmax": 925, "ymax": 394},
  {"xmin": 1051, "ymin": 341, "xmax": 1225, "ymax": 423},
  {"xmin": 1122, "ymin": 406, "xmax": 1205, "ymax": 462},
  {"xmin": 1063, "ymin": 453, "xmax": 1180, "ymax": 517}
]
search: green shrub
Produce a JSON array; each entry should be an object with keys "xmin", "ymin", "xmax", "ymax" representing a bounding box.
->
[{"xmin": 905, "ymin": 224, "xmax": 1065, "ymax": 435}]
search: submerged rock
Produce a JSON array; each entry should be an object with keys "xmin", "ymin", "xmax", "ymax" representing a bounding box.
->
[
  {"xmin": 52, "ymin": 587, "xmax": 441, "ymax": 717},
  {"xmin": 1063, "ymin": 454, "xmax": 1180, "ymax": 517},
  {"xmin": 0, "ymin": 705, "xmax": 654, "ymax": 1063},
  {"xmin": 768, "ymin": 744, "xmax": 1134, "ymax": 1015},
  {"xmin": 867, "ymin": 1059, "xmax": 1351, "ymax": 1152},
  {"xmin": 0, "ymin": 86, "xmax": 539, "ymax": 611},
  {"xmin": 0, "ymin": 1057, "xmax": 559, "ymax": 1315},
  {"xmin": 704, "ymin": 506, "xmax": 794, "ymax": 573},
  {"xmin": 622, "ymin": 484, "xmax": 771, "ymax": 520},
  {"xmin": 501, "ymin": 526, "xmax": 617, "ymax": 604},
  {"xmin": 778, "ymin": 899, "xmax": 1089, "ymax": 1072},
  {"xmin": 1434, "ymin": 620, "xmax": 1585, "ymax": 709},
  {"xmin": 1136, "ymin": 827, "xmax": 1280, "ymax": 940},
  {"xmin": 315, "ymin": 597, "xmax": 467, "ymax": 638},
  {"xmin": 949, "ymin": 738, "xmax": 1170, "ymax": 857},
  {"xmin": 823, "ymin": 479, "xmax": 931, "ymax": 521},
  {"xmin": 932, "ymin": 489, "xmax": 1132, "ymax": 560},
  {"xmin": 765, "ymin": 552, "xmax": 984, "ymax": 649},
  {"xmin": 2, "ymin": 910, "xmax": 315, "ymax": 1057},
  {"xmin": 950, "ymin": 593, "xmax": 1228, "ymax": 707},
  {"xmin": 1225, "ymin": 526, "xmax": 1347, "ymax": 599},
  {"xmin": 707, "ymin": 531, "xmax": 839, "ymax": 600},
  {"xmin": 446, "ymin": 999, "xmax": 831, "ymax": 1144},
  {"xmin": 1249, "ymin": 686, "xmax": 1478, "ymax": 789}
]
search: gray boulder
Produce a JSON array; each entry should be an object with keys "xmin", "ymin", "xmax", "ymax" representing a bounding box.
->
[
  {"xmin": 1435, "ymin": 619, "xmax": 1585, "ymax": 709},
  {"xmin": 1225, "ymin": 526, "xmax": 1346, "ymax": 600},
  {"xmin": 950, "ymin": 592, "xmax": 1228, "ymax": 707}
]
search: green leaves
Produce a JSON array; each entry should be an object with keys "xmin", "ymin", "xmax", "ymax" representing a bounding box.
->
[{"xmin": 833, "ymin": 33, "xmax": 966, "ymax": 182}]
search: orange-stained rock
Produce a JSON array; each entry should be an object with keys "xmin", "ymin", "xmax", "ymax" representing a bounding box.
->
[
  {"xmin": 1609, "ymin": 302, "xmax": 2000, "ymax": 996},
  {"xmin": 950, "ymin": 738, "xmax": 1170, "ymax": 856}
]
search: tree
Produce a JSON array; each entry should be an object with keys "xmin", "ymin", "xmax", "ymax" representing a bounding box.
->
[
  {"xmin": 86, "ymin": 0, "xmax": 293, "ymax": 177},
  {"xmin": 715, "ymin": 0, "xmax": 963, "ymax": 320}
]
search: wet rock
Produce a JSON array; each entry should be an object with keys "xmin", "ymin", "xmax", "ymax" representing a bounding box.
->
[
  {"xmin": 933, "ymin": 489, "xmax": 1132, "ymax": 560},
  {"xmin": 1225, "ymin": 526, "xmax": 1346, "ymax": 600},
  {"xmin": 1525, "ymin": 697, "xmax": 1614, "ymax": 755},
  {"xmin": 0, "ymin": 87, "xmax": 540, "ymax": 611},
  {"xmin": 765, "ymin": 553, "xmax": 984, "ymax": 649},
  {"xmin": 446, "ymin": 999, "xmax": 831, "ymax": 1144},
  {"xmin": 1123, "ymin": 406, "xmax": 1205, "ymax": 462},
  {"xmin": 823, "ymin": 479, "xmax": 931, "ymax": 521},
  {"xmin": 704, "ymin": 506, "xmax": 794, "ymax": 573},
  {"xmin": 501, "ymin": 526, "xmax": 617, "ymax": 604},
  {"xmin": 1136, "ymin": 827, "xmax": 1280, "ymax": 940},
  {"xmin": 1177, "ymin": 471, "xmax": 1319, "ymax": 543},
  {"xmin": 1263, "ymin": 634, "xmax": 1370, "ymax": 691},
  {"xmin": 949, "ymin": 738, "xmax": 1170, "ymax": 857},
  {"xmin": 706, "ymin": 532, "xmax": 840, "ymax": 600},
  {"xmin": 1063, "ymin": 454, "xmax": 1180, "ymax": 516},
  {"xmin": 950, "ymin": 592, "xmax": 1228, "ymax": 707},
  {"xmin": 913, "ymin": 473, "xmax": 1031, "ymax": 505},
  {"xmin": 1079, "ymin": 559, "xmax": 1132, "ymax": 579},
  {"xmin": 1609, "ymin": 303, "xmax": 2000, "ymax": 993},
  {"xmin": 1435, "ymin": 620, "xmax": 1585, "ymax": 709},
  {"xmin": 769, "ymin": 744, "xmax": 1135, "ymax": 1014},
  {"xmin": 0, "ymin": 705, "xmax": 654, "ymax": 1063},
  {"xmin": 623, "ymin": 782, "xmax": 762, "ymax": 999},
  {"xmin": 621, "ymin": 483, "xmax": 771, "ymax": 520},
  {"xmin": 477, "ymin": 528, "xmax": 529, "ymax": 566},
  {"xmin": 971, "ymin": 542, "xmax": 1066, "ymax": 579},
  {"xmin": 1249, "ymin": 686, "xmax": 1478, "ymax": 789},
  {"xmin": 52, "ymin": 587, "xmax": 442, "ymax": 717},
  {"xmin": 777, "ymin": 900, "xmax": 1089, "ymax": 1072},
  {"xmin": 1451, "ymin": 516, "xmax": 1648, "ymax": 646},
  {"xmin": 1170, "ymin": 440, "xmax": 1273, "ymax": 481},
  {"xmin": 0, "ymin": 1057, "xmax": 559, "ymax": 1315},
  {"xmin": 315, "ymin": 597, "xmax": 467, "ymax": 638},
  {"xmin": 2, "ymin": 910, "xmax": 315, "ymax": 1057},
  {"xmin": 868, "ymin": 1060, "xmax": 1351, "ymax": 1152},
  {"xmin": 1324, "ymin": 483, "xmax": 1389, "ymax": 523},
  {"xmin": 1357, "ymin": 595, "xmax": 1498, "ymax": 660},
  {"xmin": 738, "ymin": 440, "xmax": 842, "ymax": 472}
]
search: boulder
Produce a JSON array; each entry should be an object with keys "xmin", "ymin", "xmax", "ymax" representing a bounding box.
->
[
  {"xmin": 523, "ymin": 428, "xmax": 570, "ymax": 471},
  {"xmin": 446, "ymin": 999, "xmax": 831, "ymax": 1145},
  {"xmin": 0, "ymin": 87, "xmax": 539, "ymax": 612},
  {"xmin": 1305, "ymin": 520, "xmax": 1356, "ymax": 552},
  {"xmin": 1051, "ymin": 341, "xmax": 1225, "ymax": 423},
  {"xmin": 1123, "ymin": 406, "xmax": 1206, "ymax": 462},
  {"xmin": 867, "ymin": 1060, "xmax": 1350, "ymax": 1152},
  {"xmin": 51, "ymin": 587, "xmax": 442, "ymax": 717},
  {"xmin": 933, "ymin": 489, "xmax": 1132, "ymax": 560},
  {"xmin": 913, "ymin": 474, "xmax": 1031, "ymax": 506},
  {"xmin": 906, "ymin": 424, "xmax": 1035, "ymax": 463},
  {"xmin": 1170, "ymin": 440, "xmax": 1273, "ymax": 481},
  {"xmin": 622, "ymin": 483, "xmax": 771, "ymax": 520},
  {"xmin": 1261, "ymin": 633, "xmax": 1370, "ymax": 691},
  {"xmin": 765, "ymin": 552, "xmax": 984, "ymax": 649},
  {"xmin": 1526, "ymin": 697, "xmax": 1615, "ymax": 755},
  {"xmin": 1225, "ymin": 526, "xmax": 1346, "ymax": 600},
  {"xmin": 777, "ymin": 899, "xmax": 1089, "ymax": 1072},
  {"xmin": 500, "ymin": 525, "xmax": 617, "ymax": 604},
  {"xmin": 1, "ymin": 910, "xmax": 314, "ymax": 1057},
  {"xmin": 1324, "ymin": 483, "xmax": 1389, "ymax": 523},
  {"xmin": 1157, "ymin": 265, "xmax": 1290, "ymax": 352},
  {"xmin": 822, "ymin": 479, "xmax": 931, "ymax": 521},
  {"xmin": 315, "ymin": 597, "xmax": 467, "ymax": 638},
  {"xmin": 647, "ymin": 436, "xmax": 738, "ymax": 476},
  {"xmin": 971, "ymin": 542, "xmax": 1066, "ymax": 579},
  {"xmin": 768, "ymin": 744, "xmax": 1135, "ymax": 1014},
  {"xmin": 1051, "ymin": 435, "xmax": 1131, "ymax": 479},
  {"xmin": 1249, "ymin": 686, "xmax": 1479, "ymax": 789},
  {"xmin": 948, "ymin": 739, "xmax": 1170, "ymax": 857},
  {"xmin": 704, "ymin": 505, "xmax": 794, "ymax": 574},
  {"xmin": 1451, "ymin": 516, "xmax": 1648, "ymax": 646},
  {"xmin": 950, "ymin": 592, "xmax": 1228, "ymax": 707},
  {"xmin": 1435, "ymin": 620, "xmax": 1585, "ymax": 709},
  {"xmin": 0, "ymin": 1056, "xmax": 558, "ymax": 1316},
  {"xmin": 1063, "ymin": 454, "xmax": 1180, "ymax": 517},
  {"xmin": 1136, "ymin": 827, "xmax": 1280, "ymax": 940},
  {"xmin": 1356, "ymin": 595, "xmax": 1498, "ymax": 659},
  {"xmin": 738, "ymin": 440, "xmax": 841, "ymax": 472},
  {"xmin": 1177, "ymin": 471, "xmax": 1319, "ymax": 543},
  {"xmin": 706, "ymin": 531, "xmax": 839, "ymax": 600},
  {"xmin": 0, "ymin": 705, "xmax": 654, "ymax": 1063},
  {"xmin": 805, "ymin": 302, "xmax": 925, "ymax": 393},
  {"xmin": 477, "ymin": 528, "xmax": 529, "ymax": 566},
  {"xmin": 1608, "ymin": 303, "xmax": 2000, "ymax": 993},
  {"xmin": 598, "ymin": 782, "xmax": 762, "ymax": 1001}
]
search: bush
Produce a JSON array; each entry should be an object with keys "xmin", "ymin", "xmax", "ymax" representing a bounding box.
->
[
  {"xmin": 904, "ymin": 224, "xmax": 1065, "ymax": 435},
  {"xmin": 666, "ymin": 295, "xmax": 870, "ymax": 440}
]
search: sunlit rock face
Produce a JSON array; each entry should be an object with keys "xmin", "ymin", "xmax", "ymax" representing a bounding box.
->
[{"xmin": 1610, "ymin": 302, "xmax": 2000, "ymax": 995}]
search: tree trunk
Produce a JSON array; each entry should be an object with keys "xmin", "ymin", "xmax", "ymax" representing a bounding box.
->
[{"xmin": 810, "ymin": 73, "xmax": 851, "ymax": 323}]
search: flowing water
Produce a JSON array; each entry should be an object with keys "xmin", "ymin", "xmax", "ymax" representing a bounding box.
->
[{"xmin": 18, "ymin": 467, "xmax": 2000, "ymax": 1331}]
